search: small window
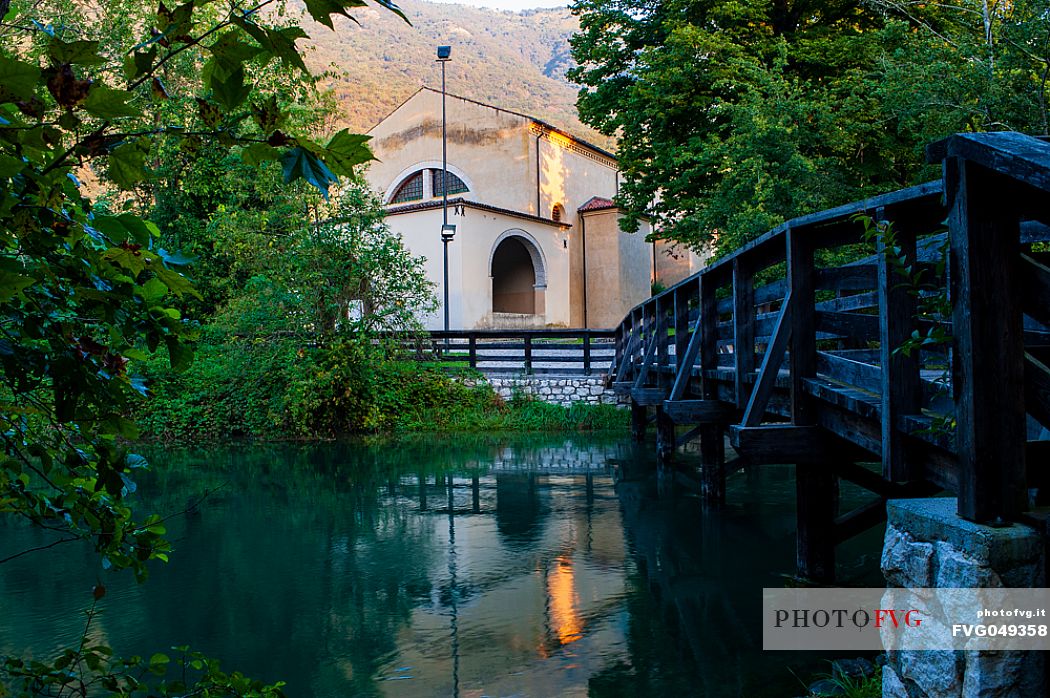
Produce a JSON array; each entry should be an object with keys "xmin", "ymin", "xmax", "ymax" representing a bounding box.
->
[
  {"xmin": 552, "ymin": 204, "xmax": 564, "ymax": 222},
  {"xmin": 432, "ymin": 170, "xmax": 468, "ymax": 197},
  {"xmin": 390, "ymin": 171, "xmax": 424, "ymax": 203}
]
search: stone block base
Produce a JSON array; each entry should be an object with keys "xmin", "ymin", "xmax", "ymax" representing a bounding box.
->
[{"xmin": 881, "ymin": 498, "xmax": 1045, "ymax": 698}]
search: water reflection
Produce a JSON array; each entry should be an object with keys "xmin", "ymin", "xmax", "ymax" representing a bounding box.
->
[{"xmin": 0, "ymin": 434, "xmax": 874, "ymax": 697}]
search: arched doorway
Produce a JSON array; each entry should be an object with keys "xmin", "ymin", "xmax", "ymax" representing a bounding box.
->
[{"xmin": 490, "ymin": 232, "xmax": 546, "ymax": 315}]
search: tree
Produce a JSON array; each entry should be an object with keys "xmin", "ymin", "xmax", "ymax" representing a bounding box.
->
[
  {"xmin": 0, "ymin": 0, "xmax": 405, "ymax": 693},
  {"xmin": 568, "ymin": 0, "xmax": 1050, "ymax": 256},
  {"xmin": 213, "ymin": 178, "xmax": 436, "ymax": 338}
]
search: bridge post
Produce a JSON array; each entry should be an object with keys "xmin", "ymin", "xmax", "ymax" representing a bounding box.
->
[
  {"xmin": 656, "ymin": 407, "xmax": 675, "ymax": 463},
  {"xmin": 699, "ymin": 273, "xmax": 726, "ymax": 502},
  {"xmin": 630, "ymin": 400, "xmax": 647, "ymax": 442},
  {"xmin": 946, "ymin": 155, "xmax": 1026, "ymax": 522},
  {"xmin": 787, "ymin": 225, "xmax": 838, "ymax": 582}
]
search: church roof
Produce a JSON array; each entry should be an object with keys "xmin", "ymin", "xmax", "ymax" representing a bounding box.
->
[
  {"xmin": 384, "ymin": 196, "xmax": 572, "ymax": 229},
  {"xmin": 370, "ymin": 87, "xmax": 617, "ymax": 163},
  {"xmin": 578, "ymin": 196, "xmax": 617, "ymax": 213}
]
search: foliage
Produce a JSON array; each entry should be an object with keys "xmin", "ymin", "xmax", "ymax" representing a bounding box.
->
[
  {"xmin": 858, "ymin": 214, "xmax": 955, "ymax": 436},
  {"xmin": 211, "ymin": 180, "xmax": 436, "ymax": 337},
  {"xmin": 3, "ymin": 601, "xmax": 285, "ymax": 697},
  {"xmin": 139, "ymin": 342, "xmax": 628, "ymax": 441},
  {"xmin": 0, "ymin": 0, "xmax": 405, "ymax": 693},
  {"xmin": 568, "ymin": 0, "xmax": 1050, "ymax": 256}
]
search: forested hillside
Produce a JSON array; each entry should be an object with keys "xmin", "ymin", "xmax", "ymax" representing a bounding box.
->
[{"xmin": 295, "ymin": 0, "xmax": 608, "ymax": 145}]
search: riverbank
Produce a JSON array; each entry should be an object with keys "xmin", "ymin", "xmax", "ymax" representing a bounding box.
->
[{"xmin": 136, "ymin": 339, "xmax": 627, "ymax": 442}]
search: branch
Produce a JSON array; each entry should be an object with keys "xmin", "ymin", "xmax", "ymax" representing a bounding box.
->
[{"xmin": 0, "ymin": 536, "xmax": 78, "ymax": 564}]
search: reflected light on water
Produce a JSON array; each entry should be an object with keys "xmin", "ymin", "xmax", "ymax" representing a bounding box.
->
[{"xmin": 548, "ymin": 555, "xmax": 583, "ymax": 648}]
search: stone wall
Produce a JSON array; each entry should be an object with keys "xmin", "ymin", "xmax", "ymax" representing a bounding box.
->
[
  {"xmin": 881, "ymin": 498, "xmax": 1045, "ymax": 698},
  {"xmin": 466, "ymin": 375, "xmax": 628, "ymax": 408}
]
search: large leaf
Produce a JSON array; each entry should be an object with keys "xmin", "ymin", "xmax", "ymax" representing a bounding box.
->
[
  {"xmin": 108, "ymin": 140, "xmax": 149, "ymax": 188},
  {"xmin": 48, "ymin": 39, "xmax": 106, "ymax": 66},
  {"xmin": 153, "ymin": 265, "xmax": 201, "ymax": 299},
  {"xmin": 303, "ymin": 0, "xmax": 365, "ymax": 29},
  {"xmin": 0, "ymin": 271, "xmax": 35, "ymax": 300},
  {"xmin": 241, "ymin": 142, "xmax": 279, "ymax": 166},
  {"xmin": 211, "ymin": 65, "xmax": 250, "ymax": 111},
  {"xmin": 281, "ymin": 146, "xmax": 338, "ymax": 197},
  {"xmin": 0, "ymin": 55, "xmax": 41, "ymax": 102},
  {"xmin": 322, "ymin": 130, "xmax": 373, "ymax": 175},
  {"xmin": 82, "ymin": 86, "xmax": 142, "ymax": 120}
]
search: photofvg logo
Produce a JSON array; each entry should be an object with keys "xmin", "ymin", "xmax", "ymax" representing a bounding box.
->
[{"xmin": 762, "ymin": 588, "xmax": 1050, "ymax": 651}]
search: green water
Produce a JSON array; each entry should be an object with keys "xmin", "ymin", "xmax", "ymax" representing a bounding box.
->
[{"xmin": 0, "ymin": 434, "xmax": 881, "ymax": 696}]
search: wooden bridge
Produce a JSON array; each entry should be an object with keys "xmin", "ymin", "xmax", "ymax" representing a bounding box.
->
[{"xmin": 608, "ymin": 132, "xmax": 1050, "ymax": 583}]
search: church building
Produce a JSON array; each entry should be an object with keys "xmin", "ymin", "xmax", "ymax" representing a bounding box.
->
[{"xmin": 364, "ymin": 87, "xmax": 701, "ymax": 330}]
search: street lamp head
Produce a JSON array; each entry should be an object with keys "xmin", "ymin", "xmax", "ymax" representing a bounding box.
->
[{"xmin": 437, "ymin": 45, "xmax": 452, "ymax": 61}]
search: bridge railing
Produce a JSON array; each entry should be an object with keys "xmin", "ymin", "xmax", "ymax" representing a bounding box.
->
[
  {"xmin": 395, "ymin": 329, "xmax": 616, "ymax": 376},
  {"xmin": 612, "ymin": 132, "xmax": 1050, "ymax": 525}
]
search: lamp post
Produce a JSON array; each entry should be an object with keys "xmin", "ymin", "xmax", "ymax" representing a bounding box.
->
[{"xmin": 437, "ymin": 45, "xmax": 455, "ymax": 333}]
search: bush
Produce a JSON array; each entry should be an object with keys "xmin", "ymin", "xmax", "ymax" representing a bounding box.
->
[{"xmin": 137, "ymin": 339, "xmax": 627, "ymax": 441}]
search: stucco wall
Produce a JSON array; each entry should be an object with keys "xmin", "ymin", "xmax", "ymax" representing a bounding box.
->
[
  {"xmin": 535, "ymin": 132, "xmax": 619, "ymax": 220},
  {"xmin": 367, "ymin": 90, "xmax": 534, "ymax": 213},
  {"xmin": 384, "ymin": 205, "xmax": 572, "ymax": 330}
]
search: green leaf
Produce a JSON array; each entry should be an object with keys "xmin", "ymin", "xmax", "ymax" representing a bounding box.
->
[
  {"xmin": 281, "ymin": 146, "xmax": 338, "ymax": 197},
  {"xmin": 164, "ymin": 337, "xmax": 194, "ymax": 372},
  {"xmin": 211, "ymin": 65, "xmax": 250, "ymax": 111},
  {"xmin": 303, "ymin": 0, "xmax": 365, "ymax": 29},
  {"xmin": 322, "ymin": 129, "xmax": 373, "ymax": 175},
  {"xmin": 123, "ymin": 48, "xmax": 157, "ymax": 81},
  {"xmin": 154, "ymin": 265, "xmax": 201, "ymax": 299},
  {"xmin": 82, "ymin": 86, "xmax": 141, "ymax": 120},
  {"xmin": 108, "ymin": 139, "xmax": 149, "ymax": 189},
  {"xmin": 0, "ymin": 271, "xmax": 35, "ymax": 300},
  {"xmin": 102, "ymin": 247, "xmax": 148, "ymax": 276},
  {"xmin": 48, "ymin": 39, "xmax": 106, "ymax": 66},
  {"xmin": 0, "ymin": 153, "xmax": 25, "ymax": 177},
  {"xmin": 241, "ymin": 142, "xmax": 279, "ymax": 166},
  {"xmin": 0, "ymin": 55, "xmax": 41, "ymax": 102}
]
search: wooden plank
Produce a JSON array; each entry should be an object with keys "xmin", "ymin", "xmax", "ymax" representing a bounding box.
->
[
  {"xmin": 1026, "ymin": 352, "xmax": 1050, "ymax": 430},
  {"xmin": 674, "ymin": 284, "xmax": 691, "ymax": 374},
  {"xmin": 878, "ymin": 213, "xmax": 923, "ymax": 482},
  {"xmin": 614, "ymin": 332, "xmax": 637, "ymax": 383},
  {"xmin": 948, "ymin": 157, "xmax": 1027, "ymax": 522},
  {"xmin": 816, "ymin": 351, "xmax": 881, "ymax": 393},
  {"xmin": 633, "ymin": 332, "xmax": 659, "ymax": 388},
  {"xmin": 700, "ymin": 273, "xmax": 720, "ymax": 402},
  {"xmin": 733, "ymin": 257, "xmax": 756, "ymax": 408},
  {"xmin": 728, "ymin": 425, "xmax": 827, "ymax": 464},
  {"xmin": 834, "ymin": 499, "xmax": 887, "ymax": 544},
  {"xmin": 815, "ymin": 291, "xmax": 879, "ymax": 313},
  {"xmin": 1020, "ymin": 254, "xmax": 1050, "ymax": 327},
  {"xmin": 929, "ymin": 132, "xmax": 1050, "ymax": 194},
  {"xmin": 631, "ymin": 386, "xmax": 667, "ymax": 406},
  {"xmin": 669, "ymin": 316, "xmax": 703, "ymax": 401},
  {"xmin": 787, "ymin": 226, "xmax": 817, "ymax": 425},
  {"xmin": 815, "ymin": 311, "xmax": 880, "ymax": 343},
  {"xmin": 815, "ymin": 264, "xmax": 878, "ymax": 292},
  {"xmin": 804, "ymin": 378, "xmax": 880, "ymax": 420},
  {"xmin": 662, "ymin": 399, "xmax": 734, "ymax": 424},
  {"xmin": 742, "ymin": 293, "xmax": 793, "ymax": 426},
  {"xmin": 814, "ymin": 402, "xmax": 883, "ymax": 457}
]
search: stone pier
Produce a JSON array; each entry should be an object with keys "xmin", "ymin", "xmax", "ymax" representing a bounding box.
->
[{"xmin": 881, "ymin": 498, "xmax": 1045, "ymax": 698}]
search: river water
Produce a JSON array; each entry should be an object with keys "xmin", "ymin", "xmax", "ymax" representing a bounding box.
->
[{"xmin": 0, "ymin": 434, "xmax": 883, "ymax": 696}]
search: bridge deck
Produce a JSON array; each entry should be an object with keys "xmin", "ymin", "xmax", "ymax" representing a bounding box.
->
[{"xmin": 610, "ymin": 132, "xmax": 1050, "ymax": 582}]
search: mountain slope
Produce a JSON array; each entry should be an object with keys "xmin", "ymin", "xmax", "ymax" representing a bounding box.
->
[{"xmin": 297, "ymin": 0, "xmax": 610, "ymax": 148}]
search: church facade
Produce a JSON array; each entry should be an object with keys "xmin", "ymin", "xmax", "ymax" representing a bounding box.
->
[{"xmin": 364, "ymin": 87, "xmax": 702, "ymax": 330}]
